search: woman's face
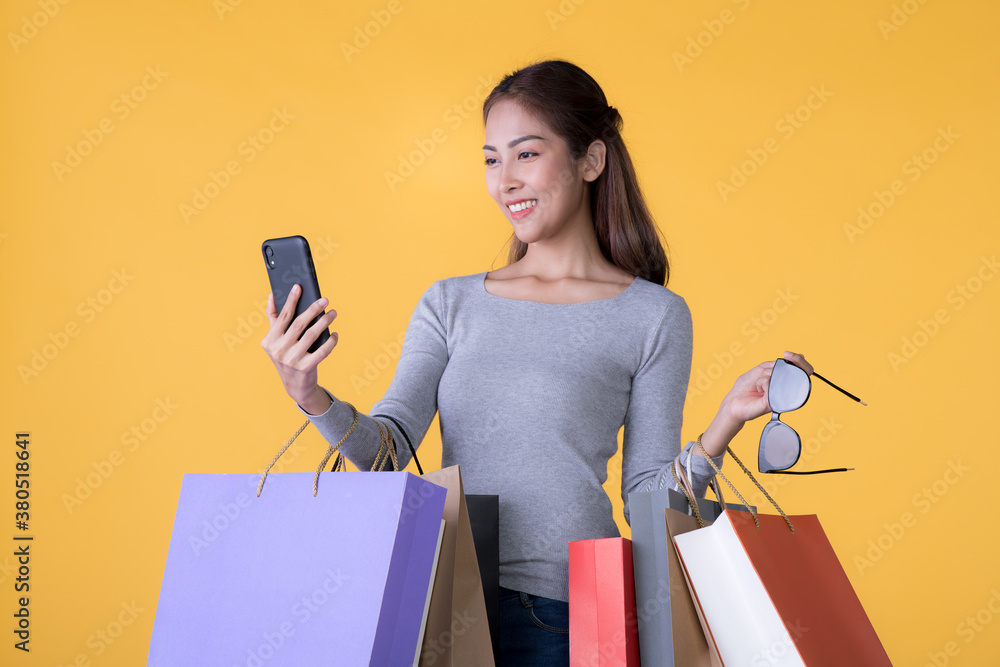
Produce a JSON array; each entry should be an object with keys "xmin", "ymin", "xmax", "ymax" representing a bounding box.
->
[{"xmin": 483, "ymin": 99, "xmax": 596, "ymax": 245}]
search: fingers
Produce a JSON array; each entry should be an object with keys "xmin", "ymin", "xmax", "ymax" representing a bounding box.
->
[
  {"xmin": 278, "ymin": 284, "xmax": 302, "ymax": 326},
  {"xmin": 262, "ymin": 286, "xmax": 298, "ymax": 354},
  {"xmin": 285, "ymin": 295, "xmax": 330, "ymax": 343},
  {"xmin": 292, "ymin": 308, "xmax": 339, "ymax": 358},
  {"xmin": 265, "ymin": 292, "xmax": 276, "ymax": 320},
  {"xmin": 783, "ymin": 350, "xmax": 814, "ymax": 375},
  {"xmin": 306, "ymin": 328, "xmax": 340, "ymax": 365},
  {"xmin": 264, "ymin": 284, "xmax": 302, "ymax": 335},
  {"xmin": 261, "ymin": 290, "xmax": 283, "ymax": 354},
  {"xmin": 262, "ymin": 286, "xmax": 337, "ymax": 364}
]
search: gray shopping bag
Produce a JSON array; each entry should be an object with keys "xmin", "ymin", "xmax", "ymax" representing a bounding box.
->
[{"xmin": 629, "ymin": 477, "xmax": 753, "ymax": 666}]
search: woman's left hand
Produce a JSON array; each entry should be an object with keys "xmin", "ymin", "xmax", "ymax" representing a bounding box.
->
[{"xmin": 722, "ymin": 350, "xmax": 814, "ymax": 424}]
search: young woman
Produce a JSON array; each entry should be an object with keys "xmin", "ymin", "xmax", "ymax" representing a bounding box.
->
[{"xmin": 261, "ymin": 59, "xmax": 813, "ymax": 666}]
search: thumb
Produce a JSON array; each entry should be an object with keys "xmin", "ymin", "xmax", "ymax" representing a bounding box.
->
[{"xmin": 265, "ymin": 292, "xmax": 277, "ymax": 321}]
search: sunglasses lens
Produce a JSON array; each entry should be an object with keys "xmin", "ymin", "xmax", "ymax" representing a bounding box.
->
[
  {"xmin": 760, "ymin": 421, "xmax": 800, "ymax": 472},
  {"xmin": 769, "ymin": 359, "xmax": 810, "ymax": 413}
]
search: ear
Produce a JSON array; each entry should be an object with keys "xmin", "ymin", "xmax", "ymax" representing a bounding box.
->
[{"xmin": 580, "ymin": 139, "xmax": 607, "ymax": 182}]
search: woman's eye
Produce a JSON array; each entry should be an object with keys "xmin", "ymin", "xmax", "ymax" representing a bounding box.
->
[{"xmin": 484, "ymin": 152, "xmax": 535, "ymax": 165}]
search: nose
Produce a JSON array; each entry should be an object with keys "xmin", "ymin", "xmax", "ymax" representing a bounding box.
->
[{"xmin": 499, "ymin": 160, "xmax": 521, "ymax": 193}]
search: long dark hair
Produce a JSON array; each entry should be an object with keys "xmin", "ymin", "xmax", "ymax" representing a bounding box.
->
[{"xmin": 482, "ymin": 60, "xmax": 670, "ymax": 286}]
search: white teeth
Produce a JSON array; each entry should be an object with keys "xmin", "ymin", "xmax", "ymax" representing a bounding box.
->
[{"xmin": 508, "ymin": 199, "xmax": 537, "ymax": 213}]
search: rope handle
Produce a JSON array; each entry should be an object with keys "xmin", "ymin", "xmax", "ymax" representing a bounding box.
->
[
  {"xmin": 670, "ymin": 457, "xmax": 705, "ymax": 528},
  {"xmin": 257, "ymin": 401, "xmax": 401, "ymax": 497},
  {"xmin": 710, "ymin": 476, "xmax": 728, "ymax": 512},
  {"xmin": 692, "ymin": 434, "xmax": 760, "ymax": 529},
  {"xmin": 679, "ymin": 444, "xmax": 730, "ymax": 513},
  {"xmin": 694, "ymin": 434, "xmax": 795, "ymax": 534}
]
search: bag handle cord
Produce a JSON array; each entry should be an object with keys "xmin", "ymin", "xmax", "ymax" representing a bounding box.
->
[{"xmin": 256, "ymin": 401, "xmax": 399, "ymax": 498}]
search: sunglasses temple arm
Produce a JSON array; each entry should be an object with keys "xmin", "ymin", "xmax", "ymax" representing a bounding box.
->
[
  {"xmin": 812, "ymin": 371, "xmax": 868, "ymax": 406},
  {"xmin": 767, "ymin": 468, "xmax": 855, "ymax": 475}
]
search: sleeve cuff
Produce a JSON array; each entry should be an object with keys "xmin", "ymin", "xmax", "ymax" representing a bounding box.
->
[
  {"xmin": 296, "ymin": 386, "xmax": 336, "ymax": 418},
  {"xmin": 678, "ymin": 440, "xmax": 725, "ymax": 499}
]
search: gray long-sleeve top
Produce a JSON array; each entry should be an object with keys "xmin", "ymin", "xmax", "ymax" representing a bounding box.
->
[{"xmin": 298, "ymin": 270, "xmax": 723, "ymax": 603}]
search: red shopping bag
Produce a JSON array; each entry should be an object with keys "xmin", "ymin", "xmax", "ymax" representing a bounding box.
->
[
  {"xmin": 673, "ymin": 444, "xmax": 892, "ymax": 666},
  {"xmin": 568, "ymin": 537, "xmax": 640, "ymax": 667}
]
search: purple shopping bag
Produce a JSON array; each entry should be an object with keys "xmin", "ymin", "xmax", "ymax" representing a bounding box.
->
[{"xmin": 147, "ymin": 471, "xmax": 447, "ymax": 666}]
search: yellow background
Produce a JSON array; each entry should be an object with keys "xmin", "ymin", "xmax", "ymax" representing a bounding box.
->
[{"xmin": 2, "ymin": 0, "xmax": 997, "ymax": 664}]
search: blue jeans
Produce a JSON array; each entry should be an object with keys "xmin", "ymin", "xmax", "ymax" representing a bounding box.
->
[{"xmin": 496, "ymin": 586, "xmax": 569, "ymax": 666}]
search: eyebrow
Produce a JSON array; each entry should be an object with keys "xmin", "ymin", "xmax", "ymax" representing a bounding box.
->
[{"xmin": 482, "ymin": 134, "xmax": 547, "ymax": 151}]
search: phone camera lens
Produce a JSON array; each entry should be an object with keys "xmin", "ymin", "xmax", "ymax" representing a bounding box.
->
[{"xmin": 265, "ymin": 246, "xmax": 274, "ymax": 257}]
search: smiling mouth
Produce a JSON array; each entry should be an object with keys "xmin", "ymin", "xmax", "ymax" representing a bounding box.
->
[{"xmin": 507, "ymin": 199, "xmax": 537, "ymax": 213}]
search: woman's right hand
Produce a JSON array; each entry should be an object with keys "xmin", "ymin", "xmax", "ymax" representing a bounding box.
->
[{"xmin": 260, "ymin": 284, "xmax": 339, "ymax": 414}]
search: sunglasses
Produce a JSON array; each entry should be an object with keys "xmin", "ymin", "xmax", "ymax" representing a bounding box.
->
[{"xmin": 759, "ymin": 358, "xmax": 867, "ymax": 475}]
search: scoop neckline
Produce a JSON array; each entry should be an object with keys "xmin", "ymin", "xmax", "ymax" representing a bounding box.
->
[{"xmin": 479, "ymin": 271, "xmax": 640, "ymax": 306}]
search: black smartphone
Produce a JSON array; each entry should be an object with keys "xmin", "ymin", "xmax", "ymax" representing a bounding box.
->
[{"xmin": 261, "ymin": 235, "xmax": 331, "ymax": 354}]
